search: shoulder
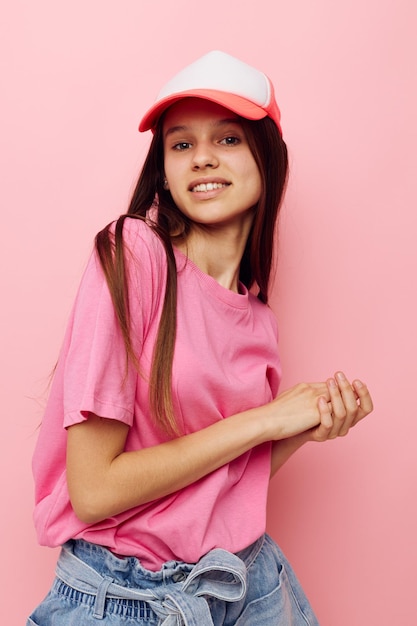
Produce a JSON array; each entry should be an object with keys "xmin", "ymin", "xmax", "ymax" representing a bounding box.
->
[
  {"xmin": 248, "ymin": 292, "xmax": 279, "ymax": 339},
  {"xmin": 104, "ymin": 215, "xmax": 168, "ymax": 275},
  {"xmin": 118, "ymin": 217, "xmax": 171, "ymax": 300},
  {"xmin": 112, "ymin": 215, "xmax": 166, "ymax": 256}
]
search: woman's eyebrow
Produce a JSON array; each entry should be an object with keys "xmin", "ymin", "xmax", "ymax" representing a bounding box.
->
[
  {"xmin": 164, "ymin": 118, "xmax": 242, "ymax": 139},
  {"xmin": 164, "ymin": 125, "xmax": 188, "ymax": 138}
]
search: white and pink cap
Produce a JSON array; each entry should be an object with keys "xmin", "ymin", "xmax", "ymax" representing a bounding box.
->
[{"xmin": 139, "ymin": 50, "xmax": 282, "ymax": 134}]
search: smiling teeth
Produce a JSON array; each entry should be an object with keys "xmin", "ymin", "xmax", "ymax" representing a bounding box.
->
[{"xmin": 192, "ymin": 182, "xmax": 228, "ymax": 192}]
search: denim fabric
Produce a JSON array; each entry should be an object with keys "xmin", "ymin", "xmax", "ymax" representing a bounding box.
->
[{"xmin": 27, "ymin": 535, "xmax": 319, "ymax": 625}]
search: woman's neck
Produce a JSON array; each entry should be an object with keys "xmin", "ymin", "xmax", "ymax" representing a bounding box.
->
[{"xmin": 175, "ymin": 222, "xmax": 250, "ymax": 293}]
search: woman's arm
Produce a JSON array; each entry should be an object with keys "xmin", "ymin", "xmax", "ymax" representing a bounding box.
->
[
  {"xmin": 67, "ymin": 408, "xmax": 268, "ymax": 524},
  {"xmin": 67, "ymin": 372, "xmax": 373, "ymax": 524},
  {"xmin": 67, "ymin": 379, "xmax": 333, "ymax": 523}
]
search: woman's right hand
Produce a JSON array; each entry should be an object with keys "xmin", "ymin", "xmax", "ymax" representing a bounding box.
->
[
  {"xmin": 264, "ymin": 371, "xmax": 373, "ymax": 442},
  {"xmin": 263, "ymin": 381, "xmax": 331, "ymax": 440}
]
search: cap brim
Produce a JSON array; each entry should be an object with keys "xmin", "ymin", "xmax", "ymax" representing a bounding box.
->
[{"xmin": 138, "ymin": 89, "xmax": 269, "ymax": 132}]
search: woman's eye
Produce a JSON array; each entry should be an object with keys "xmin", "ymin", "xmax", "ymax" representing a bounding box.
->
[
  {"xmin": 220, "ymin": 136, "xmax": 240, "ymax": 146},
  {"xmin": 173, "ymin": 142, "xmax": 192, "ymax": 151}
]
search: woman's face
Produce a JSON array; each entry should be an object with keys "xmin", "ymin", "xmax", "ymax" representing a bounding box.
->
[{"xmin": 162, "ymin": 98, "xmax": 262, "ymax": 234}]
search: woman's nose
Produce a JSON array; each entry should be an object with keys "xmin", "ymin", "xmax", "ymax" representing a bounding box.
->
[{"xmin": 191, "ymin": 143, "xmax": 219, "ymax": 170}]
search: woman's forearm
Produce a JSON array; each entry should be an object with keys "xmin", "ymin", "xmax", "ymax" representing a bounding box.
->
[
  {"xmin": 67, "ymin": 382, "xmax": 336, "ymax": 524},
  {"xmin": 67, "ymin": 409, "xmax": 269, "ymax": 524},
  {"xmin": 270, "ymin": 431, "xmax": 312, "ymax": 477}
]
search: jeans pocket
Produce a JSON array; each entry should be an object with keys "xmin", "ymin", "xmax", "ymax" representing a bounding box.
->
[
  {"xmin": 231, "ymin": 536, "xmax": 318, "ymax": 626},
  {"xmin": 234, "ymin": 562, "xmax": 313, "ymax": 625}
]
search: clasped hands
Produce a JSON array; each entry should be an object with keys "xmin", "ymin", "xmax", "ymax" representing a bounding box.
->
[
  {"xmin": 270, "ymin": 371, "xmax": 373, "ymax": 443},
  {"xmin": 312, "ymin": 371, "xmax": 373, "ymax": 442}
]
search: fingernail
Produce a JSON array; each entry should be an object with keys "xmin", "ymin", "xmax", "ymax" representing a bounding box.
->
[
  {"xmin": 328, "ymin": 378, "xmax": 337, "ymax": 388},
  {"xmin": 336, "ymin": 371, "xmax": 346, "ymax": 382},
  {"xmin": 353, "ymin": 379, "xmax": 363, "ymax": 389}
]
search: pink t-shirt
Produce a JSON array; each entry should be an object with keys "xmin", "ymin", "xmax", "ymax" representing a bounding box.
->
[{"xmin": 32, "ymin": 218, "xmax": 281, "ymax": 570}]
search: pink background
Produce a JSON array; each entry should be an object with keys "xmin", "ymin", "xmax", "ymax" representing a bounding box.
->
[{"xmin": 1, "ymin": 1, "xmax": 415, "ymax": 624}]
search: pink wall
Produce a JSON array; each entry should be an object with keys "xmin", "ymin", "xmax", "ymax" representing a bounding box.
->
[{"xmin": 2, "ymin": 1, "xmax": 415, "ymax": 624}]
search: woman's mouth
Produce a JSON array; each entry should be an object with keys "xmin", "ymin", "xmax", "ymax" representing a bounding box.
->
[{"xmin": 191, "ymin": 182, "xmax": 229, "ymax": 193}]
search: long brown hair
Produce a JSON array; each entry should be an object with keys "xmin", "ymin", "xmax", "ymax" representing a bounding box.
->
[{"xmin": 95, "ymin": 115, "xmax": 288, "ymax": 436}]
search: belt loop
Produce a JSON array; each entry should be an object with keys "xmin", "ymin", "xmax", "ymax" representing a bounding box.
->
[{"xmin": 93, "ymin": 575, "xmax": 113, "ymax": 619}]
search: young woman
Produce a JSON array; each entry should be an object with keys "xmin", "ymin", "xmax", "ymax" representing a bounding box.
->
[{"xmin": 28, "ymin": 51, "xmax": 373, "ymax": 625}]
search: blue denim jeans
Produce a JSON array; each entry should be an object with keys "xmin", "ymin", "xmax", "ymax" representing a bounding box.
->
[{"xmin": 27, "ymin": 534, "xmax": 319, "ymax": 625}]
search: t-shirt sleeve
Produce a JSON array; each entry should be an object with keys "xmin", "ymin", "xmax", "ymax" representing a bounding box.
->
[{"xmin": 62, "ymin": 219, "xmax": 165, "ymax": 429}]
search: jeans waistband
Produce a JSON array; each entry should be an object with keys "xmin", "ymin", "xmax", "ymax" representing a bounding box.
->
[{"xmin": 56, "ymin": 540, "xmax": 257, "ymax": 625}]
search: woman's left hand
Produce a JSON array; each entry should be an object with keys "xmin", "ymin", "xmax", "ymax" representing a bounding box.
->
[{"xmin": 310, "ymin": 371, "xmax": 373, "ymax": 442}]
